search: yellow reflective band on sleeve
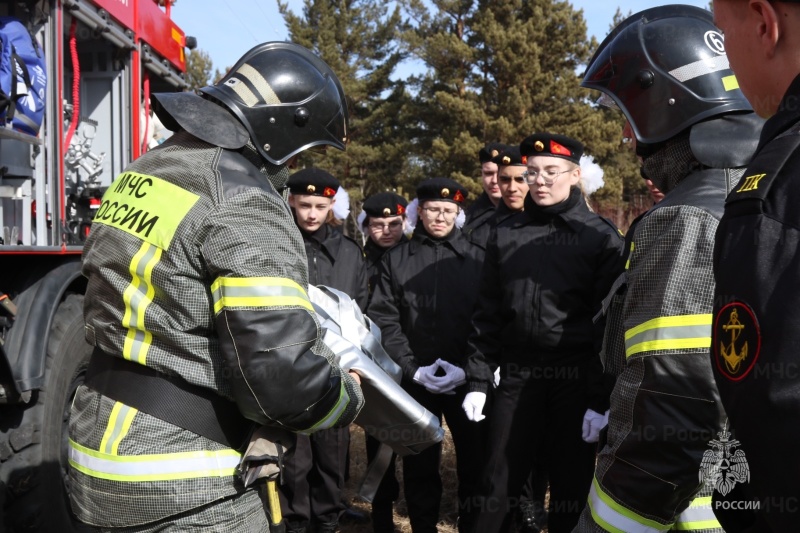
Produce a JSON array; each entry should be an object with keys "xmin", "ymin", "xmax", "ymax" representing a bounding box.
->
[
  {"xmin": 672, "ymin": 497, "xmax": 720, "ymax": 531},
  {"xmin": 625, "ymin": 242, "xmax": 635, "ymax": 270},
  {"xmin": 93, "ymin": 172, "xmax": 199, "ymax": 251},
  {"xmin": 625, "ymin": 314, "xmax": 712, "ymax": 358},
  {"xmin": 211, "ymin": 276, "xmax": 313, "ymax": 314},
  {"xmin": 99, "ymin": 402, "xmax": 138, "ymax": 455},
  {"xmin": 122, "ymin": 242, "xmax": 162, "ymax": 365},
  {"xmin": 722, "ymin": 75, "xmax": 740, "ymax": 92},
  {"xmin": 68, "ymin": 438, "xmax": 241, "ymax": 482},
  {"xmin": 588, "ymin": 477, "xmax": 672, "ymax": 533},
  {"xmin": 299, "ymin": 381, "xmax": 349, "ymax": 435}
]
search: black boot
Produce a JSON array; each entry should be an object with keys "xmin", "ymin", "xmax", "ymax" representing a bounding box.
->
[
  {"xmin": 315, "ymin": 520, "xmax": 339, "ymax": 533},
  {"xmin": 285, "ymin": 520, "xmax": 309, "ymax": 533},
  {"xmin": 371, "ymin": 501, "xmax": 395, "ymax": 533}
]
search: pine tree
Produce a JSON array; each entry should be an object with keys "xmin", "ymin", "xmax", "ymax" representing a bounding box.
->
[
  {"xmin": 185, "ymin": 49, "xmax": 214, "ymax": 90},
  {"xmin": 279, "ymin": 0, "xmax": 413, "ymax": 235}
]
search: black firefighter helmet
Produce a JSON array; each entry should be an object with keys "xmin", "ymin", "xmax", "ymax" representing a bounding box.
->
[
  {"xmin": 582, "ymin": 5, "xmax": 752, "ymax": 154},
  {"xmin": 200, "ymin": 42, "xmax": 349, "ymax": 165}
]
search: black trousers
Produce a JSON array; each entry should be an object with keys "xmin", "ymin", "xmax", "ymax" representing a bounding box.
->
[
  {"xmin": 365, "ymin": 433, "xmax": 400, "ymax": 504},
  {"xmin": 279, "ymin": 426, "xmax": 349, "ymax": 526},
  {"xmin": 469, "ymin": 361, "xmax": 596, "ymax": 533},
  {"xmin": 402, "ymin": 383, "xmax": 487, "ymax": 533}
]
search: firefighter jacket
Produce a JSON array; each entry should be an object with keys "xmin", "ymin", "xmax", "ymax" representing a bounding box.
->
[
  {"xmin": 462, "ymin": 192, "xmax": 496, "ymax": 249},
  {"xmin": 302, "ymin": 224, "xmax": 368, "ymax": 311},
  {"xmin": 367, "ymin": 225, "xmax": 485, "ymax": 381},
  {"xmin": 712, "ymin": 74, "xmax": 800, "ymax": 531},
  {"xmin": 69, "ymin": 132, "xmax": 364, "ymax": 527},
  {"xmin": 465, "ymin": 187, "xmax": 624, "ymax": 404},
  {"xmin": 576, "ymin": 167, "xmax": 756, "ymax": 533}
]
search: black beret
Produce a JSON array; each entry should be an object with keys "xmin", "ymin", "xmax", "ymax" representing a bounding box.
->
[
  {"xmin": 492, "ymin": 146, "xmax": 527, "ymax": 167},
  {"xmin": 478, "ymin": 142, "xmax": 509, "ymax": 164},
  {"xmin": 416, "ymin": 177, "xmax": 468, "ymax": 205},
  {"xmin": 287, "ymin": 168, "xmax": 340, "ymax": 198},
  {"xmin": 363, "ymin": 192, "xmax": 408, "ymax": 218},
  {"xmin": 520, "ymin": 133, "xmax": 584, "ymax": 165}
]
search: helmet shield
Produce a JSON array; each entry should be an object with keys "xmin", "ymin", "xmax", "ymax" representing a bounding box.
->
[
  {"xmin": 582, "ymin": 5, "xmax": 752, "ymax": 147},
  {"xmin": 201, "ymin": 42, "xmax": 349, "ymax": 165}
]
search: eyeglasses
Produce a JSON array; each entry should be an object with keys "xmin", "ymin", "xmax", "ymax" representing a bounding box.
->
[
  {"xmin": 368, "ymin": 220, "xmax": 404, "ymax": 232},
  {"xmin": 523, "ymin": 168, "xmax": 573, "ymax": 186},
  {"xmin": 499, "ymin": 176, "xmax": 527, "ymax": 185},
  {"xmin": 422, "ymin": 207, "xmax": 458, "ymax": 219}
]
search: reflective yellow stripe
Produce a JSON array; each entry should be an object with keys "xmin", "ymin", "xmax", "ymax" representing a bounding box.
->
[
  {"xmin": 625, "ymin": 314, "xmax": 712, "ymax": 358},
  {"xmin": 672, "ymin": 497, "xmax": 720, "ymax": 531},
  {"xmin": 301, "ymin": 381, "xmax": 349, "ymax": 434},
  {"xmin": 100, "ymin": 403, "xmax": 138, "ymax": 455},
  {"xmin": 625, "ymin": 242, "xmax": 634, "ymax": 270},
  {"xmin": 722, "ymin": 75, "xmax": 739, "ymax": 91},
  {"xmin": 93, "ymin": 172, "xmax": 199, "ymax": 250},
  {"xmin": 211, "ymin": 276, "xmax": 313, "ymax": 314},
  {"xmin": 122, "ymin": 242, "xmax": 161, "ymax": 364},
  {"xmin": 588, "ymin": 477, "xmax": 672, "ymax": 532},
  {"xmin": 68, "ymin": 439, "xmax": 241, "ymax": 482}
]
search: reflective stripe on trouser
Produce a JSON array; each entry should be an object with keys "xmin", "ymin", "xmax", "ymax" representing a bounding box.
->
[
  {"xmin": 211, "ymin": 276, "xmax": 314, "ymax": 313},
  {"xmin": 69, "ymin": 438, "xmax": 241, "ymax": 482},
  {"xmin": 625, "ymin": 314, "xmax": 712, "ymax": 358},
  {"xmin": 588, "ymin": 477, "xmax": 672, "ymax": 532},
  {"xmin": 672, "ymin": 497, "xmax": 721, "ymax": 531}
]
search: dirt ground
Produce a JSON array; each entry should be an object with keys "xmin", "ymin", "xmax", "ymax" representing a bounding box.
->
[{"xmin": 340, "ymin": 424, "xmax": 461, "ymax": 533}]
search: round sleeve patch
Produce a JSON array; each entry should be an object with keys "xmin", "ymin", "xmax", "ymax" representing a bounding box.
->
[{"xmin": 714, "ymin": 301, "xmax": 761, "ymax": 381}]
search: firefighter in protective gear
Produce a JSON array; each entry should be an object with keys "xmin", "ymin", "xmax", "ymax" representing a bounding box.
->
[
  {"xmin": 69, "ymin": 42, "xmax": 363, "ymax": 531},
  {"xmin": 573, "ymin": 7, "xmax": 763, "ymax": 532}
]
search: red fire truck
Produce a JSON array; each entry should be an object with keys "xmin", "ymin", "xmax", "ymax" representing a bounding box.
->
[{"xmin": 0, "ymin": 1, "xmax": 192, "ymax": 529}]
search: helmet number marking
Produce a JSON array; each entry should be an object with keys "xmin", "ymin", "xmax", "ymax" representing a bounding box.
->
[{"xmin": 705, "ymin": 31, "xmax": 726, "ymax": 55}]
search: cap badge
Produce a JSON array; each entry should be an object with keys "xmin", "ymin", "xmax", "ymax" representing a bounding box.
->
[
  {"xmin": 441, "ymin": 188, "xmax": 450, "ymax": 198},
  {"xmin": 323, "ymin": 187, "xmax": 336, "ymax": 198},
  {"xmin": 534, "ymin": 140, "xmax": 545, "ymax": 152},
  {"xmin": 306, "ymin": 185, "xmax": 316, "ymax": 193},
  {"xmin": 521, "ymin": 155, "xmax": 528, "ymax": 165},
  {"xmin": 397, "ymin": 204, "xmax": 406, "ymax": 215},
  {"xmin": 550, "ymin": 140, "xmax": 572, "ymax": 156},
  {"xmin": 502, "ymin": 156, "xmax": 511, "ymax": 165},
  {"xmin": 491, "ymin": 149, "xmax": 499, "ymax": 157},
  {"xmin": 382, "ymin": 207, "xmax": 392, "ymax": 216},
  {"xmin": 453, "ymin": 190, "xmax": 465, "ymax": 203}
]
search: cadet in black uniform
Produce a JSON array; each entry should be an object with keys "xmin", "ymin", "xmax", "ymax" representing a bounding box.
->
[
  {"xmin": 358, "ymin": 191, "xmax": 408, "ymax": 533},
  {"xmin": 491, "ymin": 146, "xmax": 549, "ymax": 533},
  {"xmin": 368, "ymin": 178, "xmax": 486, "ymax": 533},
  {"xmin": 462, "ymin": 142, "xmax": 508, "ymax": 248},
  {"xmin": 712, "ymin": 0, "xmax": 800, "ymax": 529},
  {"xmin": 361, "ymin": 192, "xmax": 409, "ymax": 305},
  {"xmin": 463, "ymin": 134, "xmax": 624, "ymax": 533},
  {"xmin": 280, "ymin": 168, "xmax": 368, "ymax": 533}
]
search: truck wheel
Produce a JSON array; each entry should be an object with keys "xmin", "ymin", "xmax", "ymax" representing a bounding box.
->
[{"xmin": 2, "ymin": 293, "xmax": 93, "ymax": 532}]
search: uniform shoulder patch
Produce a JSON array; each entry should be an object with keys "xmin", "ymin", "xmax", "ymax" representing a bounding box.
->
[{"xmin": 714, "ymin": 300, "xmax": 761, "ymax": 381}]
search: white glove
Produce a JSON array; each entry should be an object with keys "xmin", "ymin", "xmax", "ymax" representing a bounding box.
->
[
  {"xmin": 581, "ymin": 408, "xmax": 609, "ymax": 443},
  {"xmin": 413, "ymin": 362, "xmax": 441, "ymax": 388},
  {"xmin": 426, "ymin": 358, "xmax": 465, "ymax": 394},
  {"xmin": 462, "ymin": 391, "xmax": 487, "ymax": 422},
  {"xmin": 493, "ymin": 367, "xmax": 500, "ymax": 388}
]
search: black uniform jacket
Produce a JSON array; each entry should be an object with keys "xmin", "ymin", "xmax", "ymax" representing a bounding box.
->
[
  {"xmin": 367, "ymin": 225, "xmax": 485, "ymax": 381},
  {"xmin": 712, "ymin": 74, "xmax": 800, "ymax": 530},
  {"xmin": 462, "ymin": 192, "xmax": 496, "ymax": 249},
  {"xmin": 303, "ymin": 224, "xmax": 368, "ymax": 311},
  {"xmin": 466, "ymin": 187, "xmax": 624, "ymax": 394}
]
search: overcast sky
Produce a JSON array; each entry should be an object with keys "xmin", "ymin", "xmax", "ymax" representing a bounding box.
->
[{"xmin": 172, "ymin": 0, "xmax": 710, "ymax": 77}]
